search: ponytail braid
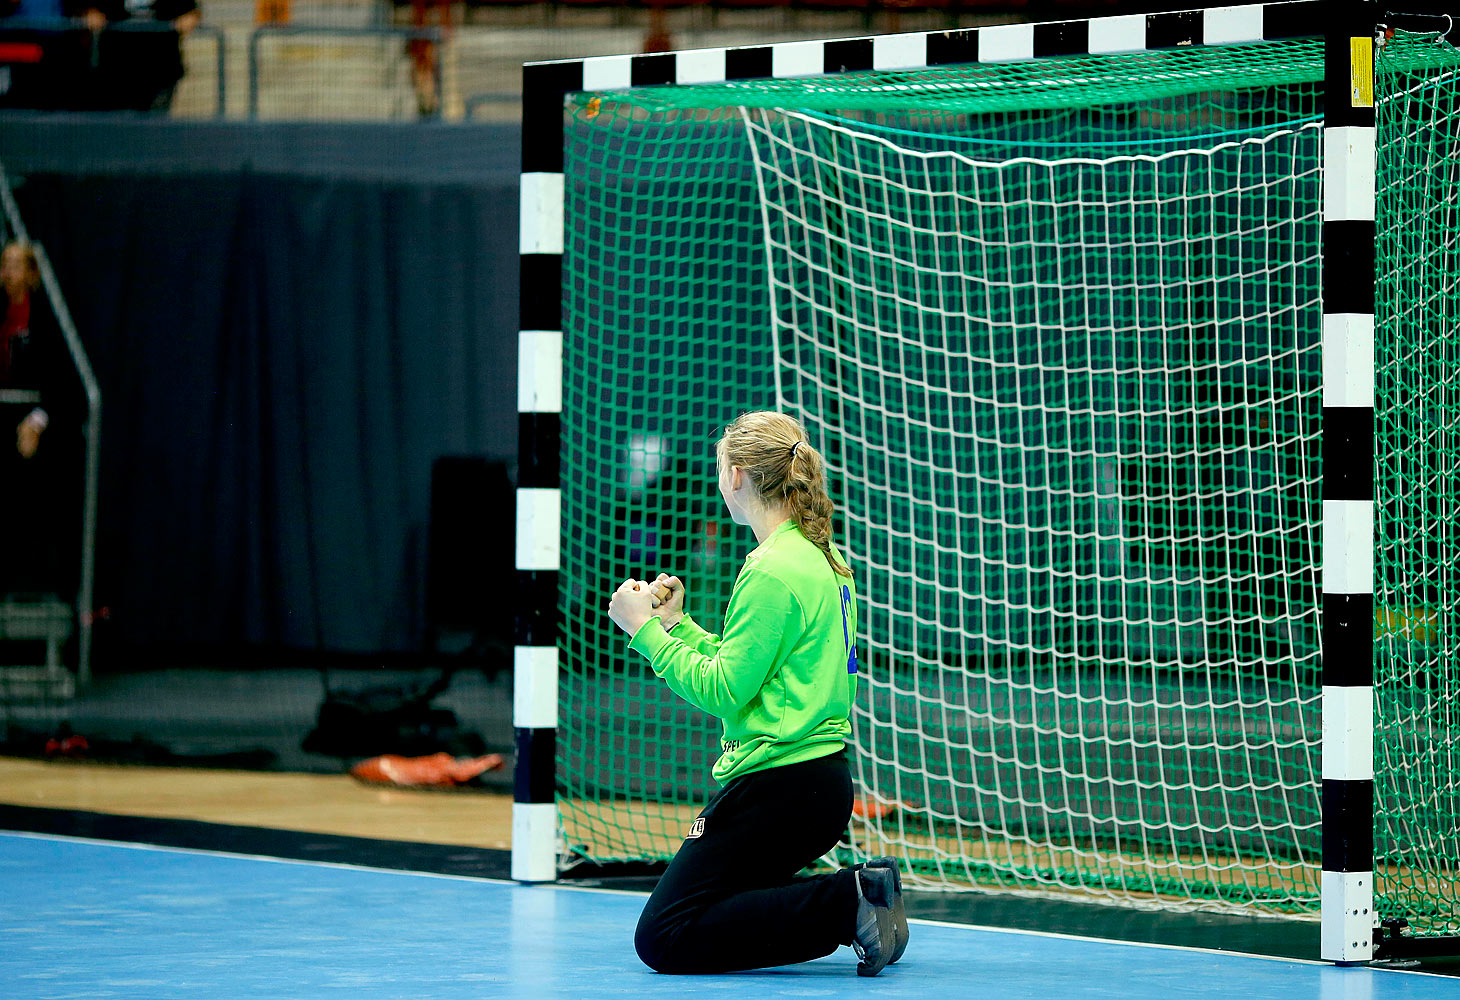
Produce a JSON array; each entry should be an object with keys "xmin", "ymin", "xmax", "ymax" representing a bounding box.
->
[{"xmin": 719, "ymin": 412, "xmax": 852, "ymax": 578}]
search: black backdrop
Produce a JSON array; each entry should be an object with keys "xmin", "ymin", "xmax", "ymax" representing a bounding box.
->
[{"xmin": 5, "ymin": 119, "xmax": 523, "ymax": 657}]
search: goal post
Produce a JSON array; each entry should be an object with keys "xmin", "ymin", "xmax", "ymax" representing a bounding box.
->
[
  {"xmin": 1319, "ymin": 0, "xmax": 1377, "ymax": 966},
  {"xmin": 513, "ymin": 1, "xmax": 1460, "ymax": 963}
]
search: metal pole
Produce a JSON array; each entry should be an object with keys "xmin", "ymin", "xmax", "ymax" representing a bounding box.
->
[
  {"xmin": 511, "ymin": 58, "xmax": 580, "ymax": 883},
  {"xmin": 248, "ymin": 26, "xmax": 262, "ymax": 119},
  {"xmin": 1318, "ymin": 0, "xmax": 1379, "ymax": 966},
  {"xmin": 36, "ymin": 243, "xmax": 101, "ymax": 688},
  {"xmin": 430, "ymin": 27, "xmax": 443, "ymax": 121},
  {"xmin": 211, "ymin": 26, "xmax": 227, "ymax": 118}
]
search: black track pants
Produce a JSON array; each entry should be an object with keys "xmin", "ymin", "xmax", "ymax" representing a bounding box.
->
[{"xmin": 634, "ymin": 752, "xmax": 858, "ymax": 974}]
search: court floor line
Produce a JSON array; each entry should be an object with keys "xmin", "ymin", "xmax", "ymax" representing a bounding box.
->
[
  {"xmin": 0, "ymin": 830, "xmax": 1329, "ymax": 969},
  {"xmin": 0, "ymin": 831, "xmax": 1452, "ymax": 1000},
  {"xmin": 0, "ymin": 829, "xmax": 1354, "ymax": 974}
]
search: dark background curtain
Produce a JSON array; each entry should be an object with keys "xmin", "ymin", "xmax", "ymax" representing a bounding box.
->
[{"xmin": 5, "ymin": 120, "xmax": 523, "ymax": 657}]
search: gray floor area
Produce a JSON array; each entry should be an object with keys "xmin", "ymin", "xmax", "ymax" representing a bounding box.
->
[{"xmin": 1, "ymin": 662, "xmax": 515, "ymax": 780}]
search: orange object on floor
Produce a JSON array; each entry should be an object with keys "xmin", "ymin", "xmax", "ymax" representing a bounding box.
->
[
  {"xmin": 350, "ymin": 752, "xmax": 504, "ymax": 788},
  {"xmin": 852, "ymin": 796, "xmax": 901, "ymax": 820}
]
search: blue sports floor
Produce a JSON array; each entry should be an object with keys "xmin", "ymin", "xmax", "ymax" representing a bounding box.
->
[{"xmin": 1, "ymin": 831, "xmax": 1454, "ymax": 1000}]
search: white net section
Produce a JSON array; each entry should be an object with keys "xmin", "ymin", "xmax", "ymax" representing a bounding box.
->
[{"xmin": 743, "ymin": 107, "xmax": 1326, "ymax": 911}]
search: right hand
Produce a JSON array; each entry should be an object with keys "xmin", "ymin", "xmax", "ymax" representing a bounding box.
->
[
  {"xmin": 650, "ymin": 573, "xmax": 685, "ymax": 631},
  {"xmin": 607, "ymin": 578, "xmax": 656, "ymax": 637},
  {"xmin": 16, "ymin": 419, "xmax": 41, "ymax": 459}
]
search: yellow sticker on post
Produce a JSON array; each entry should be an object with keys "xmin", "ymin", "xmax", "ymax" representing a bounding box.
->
[{"xmin": 1351, "ymin": 36, "xmax": 1374, "ymax": 107}]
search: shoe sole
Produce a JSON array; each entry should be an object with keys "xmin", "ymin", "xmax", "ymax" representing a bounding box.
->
[
  {"xmin": 854, "ymin": 865, "xmax": 897, "ymax": 977},
  {"xmin": 865, "ymin": 857, "xmax": 909, "ymax": 964}
]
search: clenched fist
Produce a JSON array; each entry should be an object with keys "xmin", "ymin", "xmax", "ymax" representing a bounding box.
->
[
  {"xmin": 649, "ymin": 573, "xmax": 685, "ymax": 631},
  {"xmin": 608, "ymin": 578, "xmax": 657, "ymax": 636}
]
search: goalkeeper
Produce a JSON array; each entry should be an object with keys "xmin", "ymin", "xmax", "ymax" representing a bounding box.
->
[{"xmin": 607, "ymin": 410, "xmax": 909, "ymax": 976}]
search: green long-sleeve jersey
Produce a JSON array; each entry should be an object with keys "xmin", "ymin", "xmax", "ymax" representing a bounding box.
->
[{"xmin": 627, "ymin": 519, "xmax": 859, "ymax": 784}]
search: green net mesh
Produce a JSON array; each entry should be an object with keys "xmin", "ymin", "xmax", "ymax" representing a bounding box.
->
[
  {"xmin": 624, "ymin": 39, "xmax": 1323, "ymax": 117},
  {"xmin": 559, "ymin": 110, "xmax": 775, "ymax": 861},
  {"xmin": 555, "ymin": 29, "xmax": 1456, "ymax": 926},
  {"xmin": 1374, "ymin": 29, "xmax": 1460, "ymax": 939}
]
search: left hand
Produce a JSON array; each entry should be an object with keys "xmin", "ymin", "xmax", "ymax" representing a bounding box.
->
[
  {"xmin": 650, "ymin": 573, "xmax": 685, "ymax": 631},
  {"xmin": 608, "ymin": 578, "xmax": 657, "ymax": 636}
]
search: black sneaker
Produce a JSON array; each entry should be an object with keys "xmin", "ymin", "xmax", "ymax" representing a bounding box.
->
[
  {"xmin": 852, "ymin": 864, "xmax": 896, "ymax": 977},
  {"xmin": 864, "ymin": 857, "xmax": 908, "ymax": 963}
]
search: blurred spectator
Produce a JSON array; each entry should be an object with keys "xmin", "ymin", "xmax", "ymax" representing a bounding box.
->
[
  {"xmin": 0, "ymin": 0, "xmax": 197, "ymax": 110},
  {"xmin": 253, "ymin": 0, "xmax": 286, "ymax": 25},
  {"xmin": 0, "ymin": 241, "xmax": 70, "ymax": 596},
  {"xmin": 87, "ymin": 0, "xmax": 200, "ymax": 111},
  {"xmin": 0, "ymin": 0, "xmax": 93, "ymax": 112},
  {"xmin": 408, "ymin": 0, "xmax": 450, "ymax": 117},
  {"xmin": 1, "ymin": 244, "xmax": 51, "ymax": 460}
]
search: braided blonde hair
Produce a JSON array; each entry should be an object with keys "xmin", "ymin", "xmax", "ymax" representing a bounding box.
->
[{"xmin": 717, "ymin": 411, "xmax": 851, "ymax": 578}]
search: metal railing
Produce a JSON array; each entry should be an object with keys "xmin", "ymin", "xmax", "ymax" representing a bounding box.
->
[
  {"xmin": 188, "ymin": 23, "xmax": 227, "ymax": 118},
  {"xmin": 0, "ymin": 161, "xmax": 101, "ymax": 686},
  {"xmin": 247, "ymin": 24, "xmax": 442, "ymax": 120},
  {"xmin": 0, "ymin": 17, "xmax": 226, "ymax": 117}
]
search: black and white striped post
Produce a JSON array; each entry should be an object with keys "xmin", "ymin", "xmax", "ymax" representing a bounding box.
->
[
  {"xmin": 1319, "ymin": 0, "xmax": 1377, "ymax": 966},
  {"xmin": 514, "ymin": 61, "xmax": 576, "ymax": 882}
]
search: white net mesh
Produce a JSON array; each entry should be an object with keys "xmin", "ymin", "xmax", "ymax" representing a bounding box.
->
[{"xmin": 743, "ymin": 107, "xmax": 1325, "ymax": 911}]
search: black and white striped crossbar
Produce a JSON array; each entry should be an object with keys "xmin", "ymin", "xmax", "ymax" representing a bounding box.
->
[{"xmin": 522, "ymin": 1, "xmax": 1322, "ymax": 170}]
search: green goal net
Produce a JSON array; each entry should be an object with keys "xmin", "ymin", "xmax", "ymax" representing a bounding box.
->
[
  {"xmin": 555, "ymin": 28, "xmax": 1459, "ymax": 927},
  {"xmin": 1374, "ymin": 29, "xmax": 1460, "ymax": 939}
]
